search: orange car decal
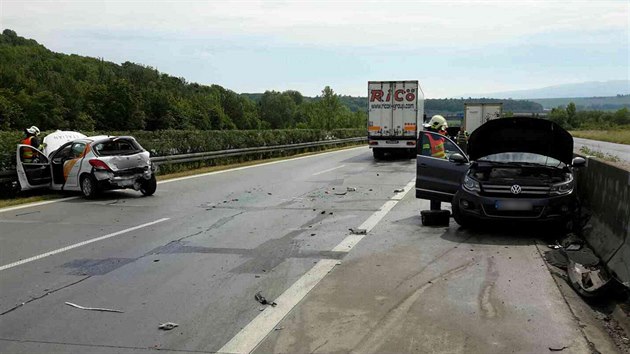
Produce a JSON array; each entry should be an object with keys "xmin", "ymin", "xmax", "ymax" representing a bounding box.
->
[{"xmin": 62, "ymin": 145, "xmax": 91, "ymax": 182}]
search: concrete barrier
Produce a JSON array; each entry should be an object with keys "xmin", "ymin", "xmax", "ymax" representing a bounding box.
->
[{"xmin": 575, "ymin": 153, "xmax": 630, "ymax": 287}]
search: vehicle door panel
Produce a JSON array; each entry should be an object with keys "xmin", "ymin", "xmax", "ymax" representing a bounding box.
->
[
  {"xmin": 16, "ymin": 145, "xmax": 51, "ymax": 190},
  {"xmin": 63, "ymin": 142, "xmax": 88, "ymax": 188},
  {"xmin": 416, "ymin": 131, "xmax": 469, "ymax": 202}
]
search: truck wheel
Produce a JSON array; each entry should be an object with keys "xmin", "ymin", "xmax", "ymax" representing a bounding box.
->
[
  {"xmin": 373, "ymin": 148, "xmax": 385, "ymax": 160},
  {"xmin": 140, "ymin": 175, "xmax": 157, "ymax": 196},
  {"xmin": 80, "ymin": 174, "xmax": 99, "ymax": 199},
  {"xmin": 408, "ymin": 149, "xmax": 417, "ymax": 159}
]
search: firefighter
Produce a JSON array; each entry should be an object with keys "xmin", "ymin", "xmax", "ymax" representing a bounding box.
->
[
  {"xmin": 21, "ymin": 126, "xmax": 41, "ymax": 163},
  {"xmin": 422, "ymin": 115, "xmax": 448, "ymax": 158},
  {"xmin": 422, "ymin": 115, "xmax": 449, "ymax": 211}
]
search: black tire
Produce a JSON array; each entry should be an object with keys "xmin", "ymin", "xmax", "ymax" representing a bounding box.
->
[
  {"xmin": 452, "ymin": 198, "xmax": 472, "ymax": 228},
  {"xmin": 140, "ymin": 175, "xmax": 157, "ymax": 196},
  {"xmin": 80, "ymin": 174, "xmax": 99, "ymax": 199},
  {"xmin": 421, "ymin": 210, "xmax": 450, "ymax": 226},
  {"xmin": 408, "ymin": 149, "xmax": 417, "ymax": 159},
  {"xmin": 373, "ymin": 148, "xmax": 385, "ymax": 160}
]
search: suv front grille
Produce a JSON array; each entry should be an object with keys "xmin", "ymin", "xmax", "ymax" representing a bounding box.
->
[{"xmin": 481, "ymin": 184, "xmax": 550, "ymax": 197}]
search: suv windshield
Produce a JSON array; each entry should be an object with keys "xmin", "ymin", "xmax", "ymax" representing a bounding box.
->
[
  {"xmin": 479, "ymin": 152, "xmax": 565, "ymax": 167},
  {"xmin": 93, "ymin": 138, "xmax": 143, "ymax": 156}
]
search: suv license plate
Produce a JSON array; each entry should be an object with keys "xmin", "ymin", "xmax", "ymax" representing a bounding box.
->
[
  {"xmin": 386, "ymin": 140, "xmax": 399, "ymax": 144},
  {"xmin": 495, "ymin": 201, "xmax": 533, "ymax": 211}
]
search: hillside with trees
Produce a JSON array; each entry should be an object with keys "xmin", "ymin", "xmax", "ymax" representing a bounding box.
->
[{"xmin": 0, "ymin": 30, "xmax": 365, "ymax": 132}]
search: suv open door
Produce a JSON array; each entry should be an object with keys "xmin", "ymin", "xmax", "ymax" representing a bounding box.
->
[
  {"xmin": 415, "ymin": 131, "xmax": 469, "ymax": 202},
  {"xmin": 16, "ymin": 145, "xmax": 51, "ymax": 191}
]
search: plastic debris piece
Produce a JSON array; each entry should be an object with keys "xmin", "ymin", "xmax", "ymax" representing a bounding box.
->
[
  {"xmin": 335, "ymin": 192, "xmax": 347, "ymax": 196},
  {"xmin": 274, "ymin": 326, "xmax": 284, "ymax": 331},
  {"xmin": 255, "ymin": 291, "xmax": 277, "ymax": 307},
  {"xmin": 320, "ymin": 211, "xmax": 326, "ymax": 214},
  {"xmin": 548, "ymin": 346, "xmax": 568, "ymax": 351},
  {"xmin": 350, "ymin": 228, "xmax": 367, "ymax": 235},
  {"xmin": 567, "ymin": 260, "xmax": 611, "ymax": 296},
  {"xmin": 394, "ymin": 188, "xmax": 404, "ymax": 193},
  {"xmin": 347, "ymin": 187, "xmax": 357, "ymax": 192},
  {"xmin": 65, "ymin": 302, "xmax": 123, "ymax": 313},
  {"xmin": 158, "ymin": 322, "xmax": 179, "ymax": 330}
]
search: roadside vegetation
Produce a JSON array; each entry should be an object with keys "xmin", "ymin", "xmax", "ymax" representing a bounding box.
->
[
  {"xmin": 549, "ymin": 102, "xmax": 630, "ymax": 132},
  {"xmin": 571, "ymin": 129, "xmax": 630, "ymax": 145},
  {"xmin": 579, "ymin": 146, "xmax": 621, "ymax": 163}
]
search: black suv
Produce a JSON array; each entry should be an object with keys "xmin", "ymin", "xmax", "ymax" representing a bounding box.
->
[{"xmin": 415, "ymin": 118, "xmax": 585, "ymax": 227}]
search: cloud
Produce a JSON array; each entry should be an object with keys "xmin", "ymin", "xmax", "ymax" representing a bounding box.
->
[{"xmin": 3, "ymin": 0, "xmax": 628, "ymax": 49}]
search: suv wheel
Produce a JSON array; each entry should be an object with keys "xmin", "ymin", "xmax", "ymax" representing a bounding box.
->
[{"xmin": 452, "ymin": 195, "xmax": 473, "ymax": 228}]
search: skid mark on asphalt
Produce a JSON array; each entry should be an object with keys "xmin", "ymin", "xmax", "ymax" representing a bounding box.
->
[
  {"xmin": 350, "ymin": 260, "xmax": 476, "ymax": 354},
  {"xmin": 479, "ymin": 256, "xmax": 502, "ymax": 319}
]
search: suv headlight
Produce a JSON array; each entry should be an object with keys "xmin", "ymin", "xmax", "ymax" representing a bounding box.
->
[
  {"xmin": 463, "ymin": 175, "xmax": 480, "ymax": 192},
  {"xmin": 550, "ymin": 175, "xmax": 574, "ymax": 195}
]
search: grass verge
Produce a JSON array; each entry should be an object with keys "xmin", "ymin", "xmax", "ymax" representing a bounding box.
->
[{"xmin": 571, "ymin": 130, "xmax": 630, "ymax": 145}]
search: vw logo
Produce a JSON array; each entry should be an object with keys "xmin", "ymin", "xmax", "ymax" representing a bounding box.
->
[{"xmin": 510, "ymin": 185, "xmax": 522, "ymax": 194}]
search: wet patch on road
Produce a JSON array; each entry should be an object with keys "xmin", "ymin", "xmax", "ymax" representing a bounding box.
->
[{"xmin": 61, "ymin": 258, "xmax": 136, "ymax": 276}]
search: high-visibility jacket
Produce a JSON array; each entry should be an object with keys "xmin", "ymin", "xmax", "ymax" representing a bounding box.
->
[
  {"xmin": 427, "ymin": 134, "xmax": 446, "ymax": 158},
  {"xmin": 21, "ymin": 136, "xmax": 34, "ymax": 161}
]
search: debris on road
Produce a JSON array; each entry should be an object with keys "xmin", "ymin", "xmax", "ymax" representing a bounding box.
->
[
  {"xmin": 65, "ymin": 302, "xmax": 123, "ymax": 313},
  {"xmin": 394, "ymin": 188, "xmax": 404, "ymax": 193},
  {"xmin": 158, "ymin": 322, "xmax": 179, "ymax": 330},
  {"xmin": 349, "ymin": 228, "xmax": 367, "ymax": 235},
  {"xmin": 320, "ymin": 211, "xmax": 326, "ymax": 214},
  {"xmin": 274, "ymin": 326, "xmax": 284, "ymax": 331},
  {"xmin": 548, "ymin": 346, "xmax": 568, "ymax": 351},
  {"xmin": 347, "ymin": 187, "xmax": 357, "ymax": 192},
  {"xmin": 335, "ymin": 191, "xmax": 347, "ymax": 196},
  {"xmin": 255, "ymin": 291, "xmax": 277, "ymax": 307}
]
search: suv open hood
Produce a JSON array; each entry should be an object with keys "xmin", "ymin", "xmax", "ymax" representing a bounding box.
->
[{"xmin": 467, "ymin": 118, "xmax": 573, "ymax": 164}]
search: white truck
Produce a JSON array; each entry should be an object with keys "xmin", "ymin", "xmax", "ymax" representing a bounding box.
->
[
  {"xmin": 368, "ymin": 80, "xmax": 424, "ymax": 159},
  {"xmin": 463, "ymin": 103, "xmax": 503, "ymax": 134}
]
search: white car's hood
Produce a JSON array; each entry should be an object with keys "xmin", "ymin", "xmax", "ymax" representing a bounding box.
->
[{"xmin": 42, "ymin": 130, "xmax": 86, "ymax": 156}]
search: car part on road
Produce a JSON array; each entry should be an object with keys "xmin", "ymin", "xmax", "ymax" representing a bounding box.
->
[
  {"xmin": 567, "ymin": 260, "xmax": 612, "ymax": 298},
  {"xmin": 346, "ymin": 187, "xmax": 357, "ymax": 192},
  {"xmin": 255, "ymin": 291, "xmax": 277, "ymax": 307},
  {"xmin": 65, "ymin": 302, "xmax": 123, "ymax": 313},
  {"xmin": 548, "ymin": 346, "xmax": 568, "ymax": 351},
  {"xmin": 394, "ymin": 188, "xmax": 404, "ymax": 193},
  {"xmin": 420, "ymin": 209, "xmax": 450, "ymax": 226},
  {"xmin": 350, "ymin": 228, "xmax": 367, "ymax": 235},
  {"xmin": 158, "ymin": 322, "xmax": 179, "ymax": 330}
]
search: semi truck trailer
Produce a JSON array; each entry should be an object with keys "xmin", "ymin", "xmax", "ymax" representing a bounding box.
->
[{"xmin": 368, "ymin": 81, "xmax": 424, "ymax": 159}]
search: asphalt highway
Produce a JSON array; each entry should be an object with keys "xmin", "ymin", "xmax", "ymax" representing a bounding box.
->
[
  {"xmin": 0, "ymin": 146, "xmax": 617, "ymax": 353},
  {"xmin": 574, "ymin": 137, "xmax": 630, "ymax": 163}
]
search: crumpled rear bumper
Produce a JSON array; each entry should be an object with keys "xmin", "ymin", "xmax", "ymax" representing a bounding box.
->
[{"xmin": 93, "ymin": 166, "xmax": 153, "ymax": 190}]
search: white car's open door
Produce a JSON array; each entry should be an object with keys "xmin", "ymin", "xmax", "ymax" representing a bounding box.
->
[{"xmin": 16, "ymin": 144, "xmax": 51, "ymax": 191}]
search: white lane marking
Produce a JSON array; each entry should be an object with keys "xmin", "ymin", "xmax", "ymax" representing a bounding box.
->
[
  {"xmin": 160, "ymin": 146, "xmax": 365, "ymax": 184},
  {"xmin": 0, "ymin": 218, "xmax": 169, "ymax": 272},
  {"xmin": 218, "ymin": 259, "xmax": 338, "ymax": 354},
  {"xmin": 218, "ymin": 179, "xmax": 415, "ymax": 353},
  {"xmin": 0, "ymin": 196, "xmax": 80, "ymax": 214},
  {"xmin": 311, "ymin": 164, "xmax": 346, "ymax": 176},
  {"xmin": 0, "ymin": 146, "xmax": 366, "ymax": 214},
  {"xmin": 332, "ymin": 179, "xmax": 415, "ymax": 253}
]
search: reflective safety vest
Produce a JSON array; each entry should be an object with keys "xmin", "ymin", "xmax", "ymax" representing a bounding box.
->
[
  {"xmin": 427, "ymin": 134, "xmax": 446, "ymax": 159},
  {"xmin": 21, "ymin": 137, "xmax": 34, "ymax": 161}
]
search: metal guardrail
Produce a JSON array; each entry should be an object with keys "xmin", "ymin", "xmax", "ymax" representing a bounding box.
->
[{"xmin": 0, "ymin": 137, "xmax": 366, "ymax": 183}]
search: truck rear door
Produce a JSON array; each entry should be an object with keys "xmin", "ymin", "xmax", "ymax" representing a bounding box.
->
[{"xmin": 368, "ymin": 81, "xmax": 393, "ymax": 137}]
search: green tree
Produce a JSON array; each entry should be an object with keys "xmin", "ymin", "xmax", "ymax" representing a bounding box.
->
[{"xmin": 566, "ymin": 102, "xmax": 578, "ymax": 128}]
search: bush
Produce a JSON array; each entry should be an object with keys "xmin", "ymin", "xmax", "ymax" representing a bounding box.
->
[{"xmin": 0, "ymin": 129, "xmax": 364, "ymax": 170}]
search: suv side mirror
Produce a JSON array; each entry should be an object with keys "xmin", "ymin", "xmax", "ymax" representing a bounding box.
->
[
  {"xmin": 449, "ymin": 153, "xmax": 467, "ymax": 164},
  {"xmin": 572, "ymin": 157, "xmax": 586, "ymax": 168}
]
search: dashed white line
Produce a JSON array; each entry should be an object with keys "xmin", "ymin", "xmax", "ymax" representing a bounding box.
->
[
  {"xmin": 311, "ymin": 164, "xmax": 346, "ymax": 176},
  {"xmin": 0, "ymin": 218, "xmax": 170, "ymax": 272}
]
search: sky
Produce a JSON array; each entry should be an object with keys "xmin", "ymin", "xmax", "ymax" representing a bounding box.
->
[{"xmin": 1, "ymin": 0, "xmax": 628, "ymax": 98}]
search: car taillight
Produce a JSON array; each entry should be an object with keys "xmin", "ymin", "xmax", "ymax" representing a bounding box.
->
[
  {"xmin": 369, "ymin": 141, "xmax": 379, "ymax": 145},
  {"xmin": 89, "ymin": 159, "xmax": 112, "ymax": 171}
]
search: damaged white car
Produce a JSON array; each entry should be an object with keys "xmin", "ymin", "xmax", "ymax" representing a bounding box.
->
[{"xmin": 16, "ymin": 131, "xmax": 156, "ymax": 198}]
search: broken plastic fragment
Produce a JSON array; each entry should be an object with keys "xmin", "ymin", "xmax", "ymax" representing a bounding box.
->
[
  {"xmin": 350, "ymin": 228, "xmax": 367, "ymax": 235},
  {"xmin": 65, "ymin": 302, "xmax": 123, "ymax": 313},
  {"xmin": 255, "ymin": 291, "xmax": 277, "ymax": 307},
  {"xmin": 347, "ymin": 187, "xmax": 357, "ymax": 192},
  {"xmin": 158, "ymin": 322, "xmax": 179, "ymax": 330},
  {"xmin": 394, "ymin": 188, "xmax": 404, "ymax": 193}
]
